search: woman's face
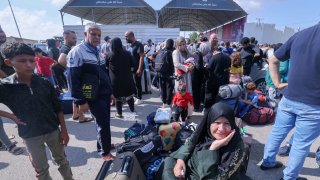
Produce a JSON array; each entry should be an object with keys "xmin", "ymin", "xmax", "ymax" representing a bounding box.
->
[
  {"xmin": 210, "ymin": 117, "xmax": 232, "ymax": 140},
  {"xmin": 177, "ymin": 41, "xmax": 186, "ymax": 51}
]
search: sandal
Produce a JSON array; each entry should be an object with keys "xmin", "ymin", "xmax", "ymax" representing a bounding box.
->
[
  {"xmin": 72, "ymin": 116, "xmax": 79, "ymax": 120},
  {"xmin": 8, "ymin": 145, "xmax": 23, "ymax": 155},
  {"xmin": 79, "ymin": 117, "xmax": 93, "ymax": 123},
  {"xmin": 8, "ymin": 135, "xmax": 15, "ymax": 140}
]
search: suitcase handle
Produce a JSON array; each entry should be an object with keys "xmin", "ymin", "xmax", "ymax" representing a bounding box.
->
[
  {"xmin": 119, "ymin": 156, "xmax": 133, "ymax": 176},
  {"xmin": 95, "ymin": 160, "xmax": 113, "ymax": 180}
]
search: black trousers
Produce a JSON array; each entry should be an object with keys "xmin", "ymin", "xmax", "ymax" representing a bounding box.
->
[
  {"xmin": 191, "ymin": 69, "xmax": 205, "ymax": 110},
  {"xmin": 88, "ymin": 96, "xmax": 111, "ymax": 156},
  {"xmin": 160, "ymin": 77, "xmax": 174, "ymax": 105},
  {"xmin": 115, "ymin": 96, "xmax": 134, "ymax": 115},
  {"xmin": 133, "ymin": 73, "xmax": 142, "ymax": 99},
  {"xmin": 173, "ymin": 106, "xmax": 188, "ymax": 122}
]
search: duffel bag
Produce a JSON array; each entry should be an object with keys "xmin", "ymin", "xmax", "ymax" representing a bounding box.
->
[
  {"xmin": 242, "ymin": 106, "xmax": 275, "ymax": 125},
  {"xmin": 218, "ymin": 84, "xmax": 243, "ymax": 99}
]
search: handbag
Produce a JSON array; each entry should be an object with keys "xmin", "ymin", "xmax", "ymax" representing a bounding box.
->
[
  {"xmin": 154, "ymin": 108, "xmax": 172, "ymax": 124},
  {"xmin": 81, "ymin": 73, "xmax": 99, "ymax": 100}
]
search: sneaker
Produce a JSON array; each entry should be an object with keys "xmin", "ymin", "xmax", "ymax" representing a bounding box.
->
[
  {"xmin": 134, "ymin": 99, "xmax": 143, "ymax": 105},
  {"xmin": 114, "ymin": 113, "xmax": 124, "ymax": 118},
  {"xmin": 260, "ymin": 161, "xmax": 283, "ymax": 170},
  {"xmin": 278, "ymin": 144, "xmax": 291, "ymax": 156}
]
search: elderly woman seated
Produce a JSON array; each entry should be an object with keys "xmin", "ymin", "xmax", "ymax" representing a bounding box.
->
[{"xmin": 162, "ymin": 103, "xmax": 245, "ymax": 179}]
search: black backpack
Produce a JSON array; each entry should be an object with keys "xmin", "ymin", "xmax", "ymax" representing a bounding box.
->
[{"xmin": 154, "ymin": 50, "xmax": 170, "ymax": 73}]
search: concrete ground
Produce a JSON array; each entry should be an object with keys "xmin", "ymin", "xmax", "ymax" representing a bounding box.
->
[{"xmin": 0, "ymin": 91, "xmax": 319, "ymax": 180}]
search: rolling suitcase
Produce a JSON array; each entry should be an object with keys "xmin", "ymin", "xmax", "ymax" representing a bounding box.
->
[
  {"xmin": 59, "ymin": 91, "xmax": 73, "ymax": 114},
  {"xmin": 95, "ymin": 151, "xmax": 145, "ymax": 180}
]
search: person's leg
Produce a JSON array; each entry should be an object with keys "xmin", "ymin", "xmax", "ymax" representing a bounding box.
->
[
  {"xmin": 45, "ymin": 129, "xmax": 73, "ymax": 180},
  {"xmin": 262, "ymin": 97, "xmax": 296, "ymax": 167},
  {"xmin": 126, "ymin": 95, "xmax": 135, "ymax": 112},
  {"xmin": 47, "ymin": 74, "xmax": 56, "ymax": 86},
  {"xmin": 166, "ymin": 79, "xmax": 174, "ymax": 106},
  {"xmin": 283, "ymin": 100, "xmax": 320, "ymax": 180},
  {"xmin": 181, "ymin": 108, "xmax": 188, "ymax": 122},
  {"xmin": 0, "ymin": 117, "xmax": 13, "ymax": 148},
  {"xmin": 88, "ymin": 97, "xmax": 113, "ymax": 159},
  {"xmin": 173, "ymin": 107, "xmax": 181, "ymax": 122},
  {"xmin": 23, "ymin": 134, "xmax": 52, "ymax": 180},
  {"xmin": 191, "ymin": 70, "xmax": 201, "ymax": 110},
  {"xmin": 160, "ymin": 77, "xmax": 167, "ymax": 105},
  {"xmin": 72, "ymin": 103, "xmax": 79, "ymax": 120},
  {"xmin": 115, "ymin": 97, "xmax": 123, "ymax": 116},
  {"xmin": 133, "ymin": 73, "xmax": 142, "ymax": 100}
]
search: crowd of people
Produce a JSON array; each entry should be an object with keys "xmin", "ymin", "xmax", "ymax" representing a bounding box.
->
[{"xmin": 0, "ymin": 21, "xmax": 319, "ymax": 180}]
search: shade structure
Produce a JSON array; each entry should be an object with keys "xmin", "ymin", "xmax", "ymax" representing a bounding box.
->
[
  {"xmin": 60, "ymin": 0, "xmax": 247, "ymax": 32},
  {"xmin": 158, "ymin": 0, "xmax": 247, "ymax": 31},
  {"xmin": 60, "ymin": 0, "xmax": 157, "ymax": 25}
]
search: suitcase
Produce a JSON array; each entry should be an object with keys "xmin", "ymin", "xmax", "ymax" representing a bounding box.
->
[
  {"xmin": 95, "ymin": 152, "xmax": 146, "ymax": 180},
  {"xmin": 59, "ymin": 92, "xmax": 73, "ymax": 114},
  {"xmin": 141, "ymin": 57, "xmax": 152, "ymax": 94}
]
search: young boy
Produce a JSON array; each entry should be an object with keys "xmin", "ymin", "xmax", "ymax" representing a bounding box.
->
[
  {"xmin": 34, "ymin": 48, "xmax": 57, "ymax": 85},
  {"xmin": 172, "ymin": 83, "xmax": 194, "ymax": 125},
  {"xmin": 0, "ymin": 43, "xmax": 73, "ymax": 180}
]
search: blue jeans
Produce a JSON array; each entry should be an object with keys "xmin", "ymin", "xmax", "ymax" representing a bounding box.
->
[
  {"xmin": 262, "ymin": 97, "xmax": 320, "ymax": 180},
  {"xmin": 0, "ymin": 117, "xmax": 14, "ymax": 148}
]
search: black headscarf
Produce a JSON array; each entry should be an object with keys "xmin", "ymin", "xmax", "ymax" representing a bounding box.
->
[
  {"xmin": 165, "ymin": 39, "xmax": 174, "ymax": 51},
  {"xmin": 111, "ymin": 37, "xmax": 124, "ymax": 54},
  {"xmin": 190, "ymin": 103, "xmax": 242, "ymax": 168}
]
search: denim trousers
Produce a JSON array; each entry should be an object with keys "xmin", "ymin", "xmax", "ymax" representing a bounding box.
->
[
  {"xmin": 0, "ymin": 117, "xmax": 13, "ymax": 148},
  {"xmin": 262, "ymin": 96, "xmax": 320, "ymax": 180}
]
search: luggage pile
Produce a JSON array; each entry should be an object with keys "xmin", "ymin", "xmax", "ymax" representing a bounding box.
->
[{"xmin": 96, "ymin": 110, "xmax": 196, "ymax": 180}]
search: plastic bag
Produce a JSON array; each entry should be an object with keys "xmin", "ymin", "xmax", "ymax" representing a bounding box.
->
[{"xmin": 154, "ymin": 108, "xmax": 172, "ymax": 124}]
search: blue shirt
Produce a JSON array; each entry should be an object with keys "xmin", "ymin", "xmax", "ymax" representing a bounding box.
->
[{"xmin": 274, "ymin": 23, "xmax": 320, "ymax": 105}]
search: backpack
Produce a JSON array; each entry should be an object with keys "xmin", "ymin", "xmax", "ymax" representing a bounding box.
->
[
  {"xmin": 242, "ymin": 106, "xmax": 275, "ymax": 125},
  {"xmin": 172, "ymin": 124, "xmax": 196, "ymax": 151},
  {"xmin": 154, "ymin": 50, "xmax": 170, "ymax": 73},
  {"xmin": 124, "ymin": 122, "xmax": 146, "ymax": 141}
]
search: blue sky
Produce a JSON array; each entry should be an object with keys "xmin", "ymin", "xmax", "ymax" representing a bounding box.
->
[{"xmin": 0, "ymin": 0, "xmax": 319, "ymax": 40}]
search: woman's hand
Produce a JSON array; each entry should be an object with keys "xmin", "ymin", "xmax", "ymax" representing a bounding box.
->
[
  {"xmin": 174, "ymin": 159, "xmax": 186, "ymax": 179},
  {"xmin": 209, "ymin": 130, "xmax": 236, "ymax": 150}
]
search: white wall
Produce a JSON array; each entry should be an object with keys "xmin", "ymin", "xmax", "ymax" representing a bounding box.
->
[
  {"xmin": 244, "ymin": 23, "xmax": 296, "ymax": 44},
  {"xmin": 63, "ymin": 25, "xmax": 180, "ymax": 45}
]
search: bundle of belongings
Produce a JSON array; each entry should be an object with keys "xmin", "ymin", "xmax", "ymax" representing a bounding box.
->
[{"xmin": 96, "ymin": 103, "xmax": 253, "ymax": 179}]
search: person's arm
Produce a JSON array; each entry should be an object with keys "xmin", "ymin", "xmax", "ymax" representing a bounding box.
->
[
  {"xmin": 67, "ymin": 49, "xmax": 87, "ymax": 106},
  {"xmin": 48, "ymin": 80, "xmax": 69, "ymax": 145},
  {"xmin": 172, "ymin": 50, "xmax": 188, "ymax": 73},
  {"xmin": 57, "ymin": 111, "xmax": 69, "ymax": 146},
  {"xmin": 269, "ymin": 55, "xmax": 288, "ymax": 89},
  {"xmin": 0, "ymin": 110, "xmax": 26, "ymax": 125},
  {"xmin": 137, "ymin": 51, "xmax": 144, "ymax": 77},
  {"xmin": 58, "ymin": 53, "xmax": 67, "ymax": 68}
]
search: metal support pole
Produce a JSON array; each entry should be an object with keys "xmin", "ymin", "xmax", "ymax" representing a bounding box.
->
[
  {"xmin": 60, "ymin": 11, "xmax": 65, "ymax": 26},
  {"xmin": 8, "ymin": 0, "xmax": 22, "ymax": 38},
  {"xmin": 91, "ymin": 9, "xmax": 95, "ymax": 23}
]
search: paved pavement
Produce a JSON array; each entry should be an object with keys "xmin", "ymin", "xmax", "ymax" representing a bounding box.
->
[{"xmin": 0, "ymin": 90, "xmax": 319, "ymax": 180}]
